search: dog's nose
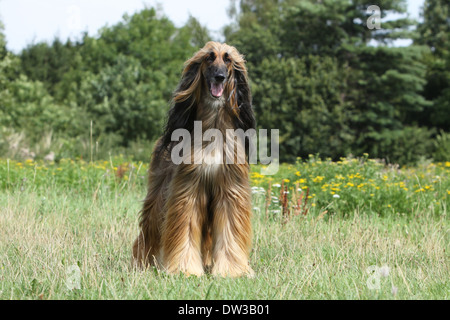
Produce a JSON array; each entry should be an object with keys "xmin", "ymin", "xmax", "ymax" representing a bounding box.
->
[{"xmin": 214, "ymin": 74, "xmax": 226, "ymax": 83}]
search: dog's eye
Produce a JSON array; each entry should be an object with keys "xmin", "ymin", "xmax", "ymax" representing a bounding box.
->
[
  {"xmin": 224, "ymin": 53, "xmax": 231, "ymax": 64},
  {"xmin": 206, "ymin": 52, "xmax": 215, "ymax": 62}
]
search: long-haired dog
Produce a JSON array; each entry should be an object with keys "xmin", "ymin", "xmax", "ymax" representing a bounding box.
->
[{"xmin": 132, "ymin": 42, "xmax": 255, "ymax": 277}]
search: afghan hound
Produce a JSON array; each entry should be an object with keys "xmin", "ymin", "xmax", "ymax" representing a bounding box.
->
[{"xmin": 132, "ymin": 42, "xmax": 256, "ymax": 277}]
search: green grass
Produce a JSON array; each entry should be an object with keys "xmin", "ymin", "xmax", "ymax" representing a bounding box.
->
[{"xmin": 0, "ymin": 156, "xmax": 448, "ymax": 299}]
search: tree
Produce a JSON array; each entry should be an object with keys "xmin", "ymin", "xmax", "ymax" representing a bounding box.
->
[
  {"xmin": 415, "ymin": 0, "xmax": 450, "ymax": 130},
  {"xmin": 416, "ymin": 0, "xmax": 449, "ymax": 56},
  {"xmin": 227, "ymin": 0, "xmax": 416, "ymax": 60},
  {"xmin": 226, "ymin": 0, "xmax": 432, "ymax": 163},
  {"xmin": 71, "ymin": 9, "xmax": 210, "ymax": 145},
  {"xmin": 20, "ymin": 39, "xmax": 79, "ymax": 97},
  {"xmin": 76, "ymin": 54, "xmax": 167, "ymax": 143},
  {"xmin": 250, "ymin": 56, "xmax": 354, "ymax": 161},
  {"xmin": 17, "ymin": 8, "xmax": 212, "ymax": 148},
  {"xmin": 343, "ymin": 45, "xmax": 432, "ymax": 162}
]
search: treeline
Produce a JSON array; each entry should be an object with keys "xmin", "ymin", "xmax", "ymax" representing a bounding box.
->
[{"xmin": 0, "ymin": 0, "xmax": 449, "ymax": 164}]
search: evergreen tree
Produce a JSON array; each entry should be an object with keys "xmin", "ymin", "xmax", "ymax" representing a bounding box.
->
[
  {"xmin": 226, "ymin": 0, "xmax": 432, "ymax": 163},
  {"xmin": 415, "ymin": 0, "xmax": 450, "ymax": 129}
]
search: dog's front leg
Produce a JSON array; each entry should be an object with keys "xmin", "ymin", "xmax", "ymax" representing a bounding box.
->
[
  {"xmin": 211, "ymin": 179, "xmax": 254, "ymax": 278},
  {"xmin": 160, "ymin": 167, "xmax": 206, "ymax": 276}
]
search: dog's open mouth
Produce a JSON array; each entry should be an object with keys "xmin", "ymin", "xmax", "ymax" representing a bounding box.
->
[{"xmin": 210, "ymin": 82, "xmax": 224, "ymax": 98}]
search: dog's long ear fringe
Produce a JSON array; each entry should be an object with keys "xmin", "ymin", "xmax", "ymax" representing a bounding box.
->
[
  {"xmin": 156, "ymin": 62, "xmax": 201, "ymax": 159},
  {"xmin": 231, "ymin": 67, "xmax": 256, "ymax": 159},
  {"xmin": 233, "ymin": 69, "xmax": 255, "ymax": 132}
]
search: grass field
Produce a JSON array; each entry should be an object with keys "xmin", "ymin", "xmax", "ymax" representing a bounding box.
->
[{"xmin": 0, "ymin": 156, "xmax": 448, "ymax": 299}]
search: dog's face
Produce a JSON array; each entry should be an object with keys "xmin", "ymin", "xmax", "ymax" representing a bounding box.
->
[
  {"xmin": 158, "ymin": 42, "xmax": 255, "ymax": 157},
  {"xmin": 202, "ymin": 47, "xmax": 231, "ymax": 100},
  {"xmin": 174, "ymin": 42, "xmax": 249, "ymax": 109}
]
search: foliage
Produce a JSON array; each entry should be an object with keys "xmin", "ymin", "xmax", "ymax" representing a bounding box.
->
[
  {"xmin": 344, "ymin": 45, "xmax": 432, "ymax": 160},
  {"xmin": 415, "ymin": 0, "xmax": 450, "ymax": 130},
  {"xmin": 250, "ymin": 55, "xmax": 354, "ymax": 161},
  {"xmin": 2, "ymin": 155, "xmax": 449, "ymax": 217},
  {"xmin": 225, "ymin": 0, "xmax": 440, "ymax": 164},
  {"xmin": 250, "ymin": 155, "xmax": 449, "ymax": 218},
  {"xmin": 1, "ymin": 8, "xmax": 209, "ymax": 159},
  {"xmin": 0, "ymin": 2, "xmax": 448, "ymax": 164},
  {"xmin": 433, "ymin": 130, "xmax": 450, "ymax": 162}
]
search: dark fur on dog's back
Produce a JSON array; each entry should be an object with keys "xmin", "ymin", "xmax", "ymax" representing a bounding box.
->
[{"xmin": 132, "ymin": 42, "xmax": 255, "ymax": 277}]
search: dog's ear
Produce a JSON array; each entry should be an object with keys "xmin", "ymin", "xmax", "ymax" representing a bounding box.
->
[
  {"xmin": 156, "ymin": 61, "xmax": 202, "ymax": 158},
  {"xmin": 233, "ymin": 68, "xmax": 256, "ymax": 132},
  {"xmin": 231, "ymin": 68, "xmax": 256, "ymax": 159},
  {"xmin": 175, "ymin": 61, "xmax": 202, "ymax": 103}
]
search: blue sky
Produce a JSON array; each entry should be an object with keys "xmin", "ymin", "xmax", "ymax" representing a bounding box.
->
[{"xmin": 0, "ymin": 0, "xmax": 425, "ymax": 53}]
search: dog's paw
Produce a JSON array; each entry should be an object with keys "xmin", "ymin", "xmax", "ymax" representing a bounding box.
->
[{"xmin": 211, "ymin": 261, "xmax": 254, "ymax": 278}]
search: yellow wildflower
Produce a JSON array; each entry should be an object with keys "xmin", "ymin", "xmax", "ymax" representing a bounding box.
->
[{"xmin": 312, "ymin": 176, "xmax": 325, "ymax": 183}]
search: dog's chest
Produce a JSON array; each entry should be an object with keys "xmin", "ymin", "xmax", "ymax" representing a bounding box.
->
[
  {"xmin": 196, "ymin": 132, "xmax": 245, "ymax": 177},
  {"xmin": 198, "ymin": 140, "xmax": 225, "ymax": 176}
]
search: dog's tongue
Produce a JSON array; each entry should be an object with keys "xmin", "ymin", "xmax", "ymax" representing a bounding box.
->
[{"xmin": 211, "ymin": 83, "xmax": 224, "ymax": 98}]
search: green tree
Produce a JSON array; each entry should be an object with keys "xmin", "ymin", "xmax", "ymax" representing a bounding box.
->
[
  {"xmin": 17, "ymin": 8, "xmax": 212, "ymax": 148},
  {"xmin": 20, "ymin": 39, "xmax": 79, "ymax": 97},
  {"xmin": 227, "ymin": 0, "xmax": 416, "ymax": 61},
  {"xmin": 0, "ymin": 51, "xmax": 76, "ymax": 150},
  {"xmin": 416, "ymin": 0, "xmax": 449, "ymax": 56},
  {"xmin": 76, "ymin": 54, "xmax": 167, "ymax": 143},
  {"xmin": 344, "ymin": 45, "xmax": 432, "ymax": 162},
  {"xmin": 226, "ymin": 0, "xmax": 431, "ymax": 163},
  {"xmin": 71, "ymin": 8, "xmax": 209, "ymax": 145},
  {"xmin": 251, "ymin": 56, "xmax": 354, "ymax": 161},
  {"xmin": 415, "ymin": 0, "xmax": 450, "ymax": 130}
]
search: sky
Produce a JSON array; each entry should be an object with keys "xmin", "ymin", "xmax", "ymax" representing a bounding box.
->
[{"xmin": 0, "ymin": 0, "xmax": 425, "ymax": 53}]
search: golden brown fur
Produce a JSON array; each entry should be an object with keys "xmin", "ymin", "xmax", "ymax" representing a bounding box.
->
[{"xmin": 132, "ymin": 42, "xmax": 255, "ymax": 277}]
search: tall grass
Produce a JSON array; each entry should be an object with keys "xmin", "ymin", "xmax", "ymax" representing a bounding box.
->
[{"xmin": 0, "ymin": 156, "xmax": 448, "ymax": 299}]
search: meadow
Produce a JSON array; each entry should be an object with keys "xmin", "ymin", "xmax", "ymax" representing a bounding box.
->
[{"xmin": 0, "ymin": 155, "xmax": 448, "ymax": 300}]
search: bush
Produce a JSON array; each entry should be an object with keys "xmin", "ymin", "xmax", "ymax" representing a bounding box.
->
[
  {"xmin": 433, "ymin": 130, "xmax": 450, "ymax": 162},
  {"xmin": 375, "ymin": 126, "xmax": 436, "ymax": 165}
]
